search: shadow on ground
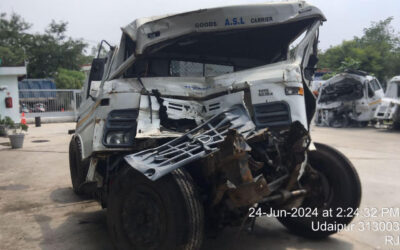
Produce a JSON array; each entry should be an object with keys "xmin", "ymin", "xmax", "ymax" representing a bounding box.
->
[
  {"xmin": 50, "ymin": 187, "xmax": 90, "ymax": 204},
  {"xmin": 0, "ymin": 184, "xmax": 29, "ymax": 191},
  {"xmin": 35, "ymin": 188, "xmax": 354, "ymax": 250},
  {"xmin": 34, "ymin": 210, "xmax": 112, "ymax": 250},
  {"xmin": 375, "ymin": 127, "xmax": 400, "ymax": 133},
  {"xmin": 202, "ymin": 220, "xmax": 354, "ymax": 250}
]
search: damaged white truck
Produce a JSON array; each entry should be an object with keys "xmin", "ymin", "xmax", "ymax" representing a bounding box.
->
[
  {"xmin": 69, "ymin": 2, "xmax": 361, "ymax": 249},
  {"xmin": 374, "ymin": 75, "xmax": 400, "ymax": 129},
  {"xmin": 315, "ymin": 69, "xmax": 384, "ymax": 127}
]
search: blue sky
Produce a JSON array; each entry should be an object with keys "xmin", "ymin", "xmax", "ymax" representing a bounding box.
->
[{"xmin": 1, "ymin": 0, "xmax": 399, "ymax": 51}]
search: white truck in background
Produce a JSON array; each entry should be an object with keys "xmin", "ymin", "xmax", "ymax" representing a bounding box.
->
[
  {"xmin": 315, "ymin": 70, "xmax": 384, "ymax": 127},
  {"xmin": 374, "ymin": 76, "xmax": 400, "ymax": 129}
]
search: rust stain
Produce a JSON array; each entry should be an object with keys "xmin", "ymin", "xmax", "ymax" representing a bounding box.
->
[{"xmin": 76, "ymin": 100, "xmax": 101, "ymax": 128}]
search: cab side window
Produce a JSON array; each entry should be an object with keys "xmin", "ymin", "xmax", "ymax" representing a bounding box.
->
[
  {"xmin": 86, "ymin": 58, "xmax": 106, "ymax": 99},
  {"xmin": 367, "ymin": 81, "xmax": 374, "ymax": 98},
  {"xmin": 370, "ymin": 79, "xmax": 381, "ymax": 91}
]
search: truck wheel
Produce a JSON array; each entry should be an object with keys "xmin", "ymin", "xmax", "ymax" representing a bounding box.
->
[
  {"xmin": 107, "ymin": 167, "xmax": 204, "ymax": 250},
  {"xmin": 277, "ymin": 142, "xmax": 361, "ymax": 238},
  {"xmin": 330, "ymin": 115, "xmax": 348, "ymax": 128},
  {"xmin": 358, "ymin": 121, "xmax": 369, "ymax": 127},
  {"xmin": 393, "ymin": 121, "xmax": 400, "ymax": 130},
  {"xmin": 68, "ymin": 137, "xmax": 90, "ymax": 195}
]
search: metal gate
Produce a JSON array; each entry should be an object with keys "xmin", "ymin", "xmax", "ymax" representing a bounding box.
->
[{"xmin": 19, "ymin": 89, "xmax": 81, "ymax": 122}]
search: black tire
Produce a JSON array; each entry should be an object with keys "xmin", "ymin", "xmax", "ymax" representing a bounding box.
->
[
  {"xmin": 314, "ymin": 112, "xmax": 322, "ymax": 126},
  {"xmin": 107, "ymin": 167, "xmax": 204, "ymax": 250},
  {"xmin": 358, "ymin": 121, "xmax": 369, "ymax": 127},
  {"xmin": 393, "ymin": 121, "xmax": 400, "ymax": 130},
  {"xmin": 277, "ymin": 142, "xmax": 362, "ymax": 238},
  {"xmin": 68, "ymin": 137, "xmax": 90, "ymax": 195},
  {"xmin": 330, "ymin": 115, "xmax": 348, "ymax": 128}
]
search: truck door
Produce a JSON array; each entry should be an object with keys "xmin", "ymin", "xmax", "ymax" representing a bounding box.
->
[
  {"xmin": 367, "ymin": 78, "xmax": 384, "ymax": 117},
  {"xmin": 292, "ymin": 21, "xmax": 321, "ymax": 126},
  {"xmin": 75, "ymin": 58, "xmax": 106, "ymax": 159}
]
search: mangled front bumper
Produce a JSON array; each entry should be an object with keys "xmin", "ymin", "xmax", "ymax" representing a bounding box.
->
[
  {"xmin": 124, "ymin": 104, "xmax": 310, "ymax": 207},
  {"xmin": 124, "ymin": 105, "xmax": 255, "ymax": 181}
]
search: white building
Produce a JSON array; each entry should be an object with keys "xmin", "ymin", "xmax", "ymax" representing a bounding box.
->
[{"xmin": 0, "ymin": 67, "xmax": 27, "ymax": 122}]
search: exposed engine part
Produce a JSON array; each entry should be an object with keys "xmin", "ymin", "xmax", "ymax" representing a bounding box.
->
[
  {"xmin": 202, "ymin": 120, "xmax": 310, "ymax": 209},
  {"xmin": 125, "ymin": 105, "xmax": 311, "ymax": 210},
  {"xmin": 203, "ymin": 129, "xmax": 270, "ymax": 208}
]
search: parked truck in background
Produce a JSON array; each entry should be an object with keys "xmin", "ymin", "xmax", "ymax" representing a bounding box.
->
[
  {"xmin": 315, "ymin": 69, "xmax": 384, "ymax": 127},
  {"xmin": 374, "ymin": 76, "xmax": 400, "ymax": 129}
]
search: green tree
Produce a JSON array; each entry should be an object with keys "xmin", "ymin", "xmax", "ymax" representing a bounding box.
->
[
  {"xmin": 0, "ymin": 46, "xmax": 25, "ymax": 66},
  {"xmin": 54, "ymin": 68, "xmax": 86, "ymax": 89},
  {"xmin": 0, "ymin": 13, "xmax": 31, "ymax": 66},
  {"xmin": 90, "ymin": 43, "xmax": 108, "ymax": 58},
  {"xmin": 0, "ymin": 13, "xmax": 92, "ymax": 79},
  {"xmin": 318, "ymin": 17, "xmax": 400, "ymax": 83},
  {"xmin": 338, "ymin": 57, "xmax": 361, "ymax": 72},
  {"xmin": 26, "ymin": 21, "xmax": 90, "ymax": 78}
]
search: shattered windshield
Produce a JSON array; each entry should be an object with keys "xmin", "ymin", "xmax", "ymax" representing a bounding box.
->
[
  {"xmin": 170, "ymin": 61, "xmax": 234, "ymax": 77},
  {"xmin": 123, "ymin": 18, "xmax": 319, "ymax": 78},
  {"xmin": 319, "ymin": 76, "xmax": 364, "ymax": 103}
]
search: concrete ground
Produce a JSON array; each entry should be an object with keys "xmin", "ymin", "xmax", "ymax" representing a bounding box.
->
[{"xmin": 0, "ymin": 123, "xmax": 399, "ymax": 250}]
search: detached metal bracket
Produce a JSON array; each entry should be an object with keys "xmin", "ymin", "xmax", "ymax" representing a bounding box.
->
[{"xmin": 124, "ymin": 105, "xmax": 256, "ymax": 181}]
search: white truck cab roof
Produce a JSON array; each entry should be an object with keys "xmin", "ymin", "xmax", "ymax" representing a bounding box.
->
[
  {"xmin": 108, "ymin": 1, "xmax": 325, "ymax": 80},
  {"xmin": 122, "ymin": 1, "xmax": 325, "ymax": 55}
]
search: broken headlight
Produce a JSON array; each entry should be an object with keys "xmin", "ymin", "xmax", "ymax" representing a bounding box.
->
[{"xmin": 103, "ymin": 109, "xmax": 138, "ymax": 147}]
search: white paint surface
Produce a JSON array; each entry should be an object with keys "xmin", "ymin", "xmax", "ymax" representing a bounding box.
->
[{"xmin": 0, "ymin": 67, "xmax": 26, "ymax": 123}]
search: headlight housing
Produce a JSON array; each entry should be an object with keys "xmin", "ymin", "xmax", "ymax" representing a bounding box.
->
[
  {"xmin": 105, "ymin": 131, "xmax": 132, "ymax": 145},
  {"xmin": 285, "ymin": 87, "xmax": 304, "ymax": 96},
  {"xmin": 103, "ymin": 109, "xmax": 138, "ymax": 147}
]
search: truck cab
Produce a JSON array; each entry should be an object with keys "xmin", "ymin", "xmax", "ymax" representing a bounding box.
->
[
  {"xmin": 374, "ymin": 76, "xmax": 400, "ymax": 128},
  {"xmin": 68, "ymin": 3, "xmax": 361, "ymax": 249},
  {"xmin": 315, "ymin": 70, "xmax": 384, "ymax": 127}
]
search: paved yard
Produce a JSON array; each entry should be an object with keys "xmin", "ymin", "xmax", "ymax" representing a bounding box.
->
[{"xmin": 0, "ymin": 123, "xmax": 399, "ymax": 250}]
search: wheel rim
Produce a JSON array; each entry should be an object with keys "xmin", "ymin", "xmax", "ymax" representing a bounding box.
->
[
  {"xmin": 302, "ymin": 166, "xmax": 334, "ymax": 209},
  {"xmin": 122, "ymin": 185, "xmax": 167, "ymax": 248}
]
